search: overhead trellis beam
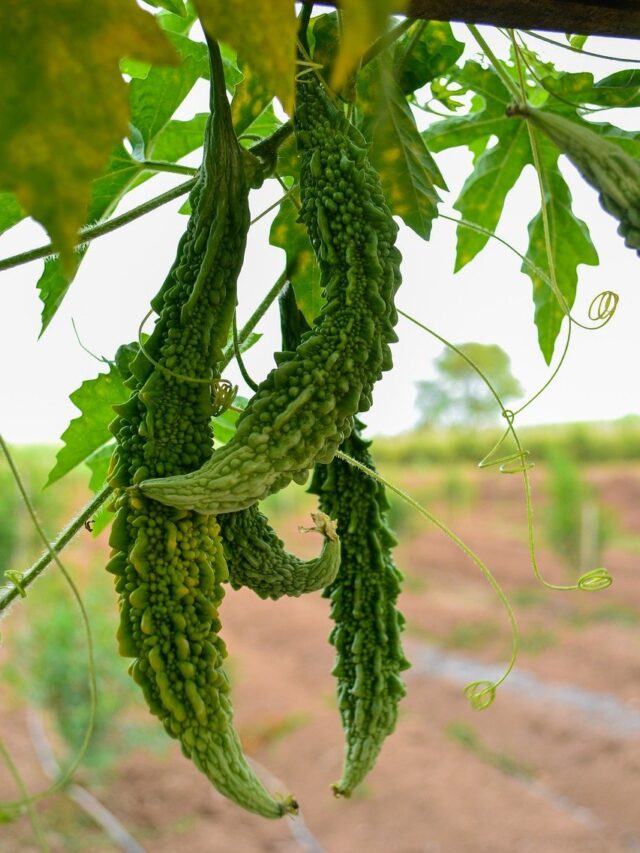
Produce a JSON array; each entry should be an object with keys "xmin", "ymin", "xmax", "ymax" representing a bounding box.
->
[{"xmin": 308, "ymin": 1, "xmax": 640, "ymax": 39}]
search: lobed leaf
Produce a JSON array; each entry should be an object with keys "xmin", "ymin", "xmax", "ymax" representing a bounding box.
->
[
  {"xmin": 0, "ymin": 0, "xmax": 177, "ymax": 273},
  {"xmin": 194, "ymin": 0, "xmax": 297, "ymax": 114},
  {"xmin": 231, "ymin": 61, "xmax": 273, "ymax": 135},
  {"xmin": 270, "ymin": 194, "xmax": 322, "ymax": 326},
  {"xmin": 360, "ymin": 61, "xmax": 444, "ymax": 241},
  {"xmin": 397, "ymin": 21, "xmax": 464, "ymax": 95},
  {"xmin": 46, "ymin": 364, "xmax": 130, "ymax": 487},
  {"xmin": 523, "ymin": 135, "xmax": 598, "ymax": 364},
  {"xmin": 331, "ymin": 0, "xmax": 408, "ymax": 93},
  {"xmin": 0, "ymin": 192, "xmax": 25, "ymax": 237}
]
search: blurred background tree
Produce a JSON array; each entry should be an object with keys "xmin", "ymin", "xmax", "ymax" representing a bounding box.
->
[{"xmin": 415, "ymin": 343, "xmax": 522, "ymax": 429}]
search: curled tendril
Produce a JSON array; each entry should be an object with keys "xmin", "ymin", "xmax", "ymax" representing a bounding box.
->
[
  {"xmin": 577, "ymin": 568, "xmax": 613, "ymax": 591},
  {"xmin": 212, "ymin": 379, "xmax": 238, "ymax": 416},
  {"xmin": 588, "ymin": 291, "xmax": 619, "ymax": 325},
  {"xmin": 138, "ymin": 310, "xmax": 238, "ymax": 415},
  {"xmin": 4, "ymin": 571, "xmax": 26, "ymax": 598},
  {"xmin": 464, "ymin": 680, "xmax": 497, "ymax": 711}
]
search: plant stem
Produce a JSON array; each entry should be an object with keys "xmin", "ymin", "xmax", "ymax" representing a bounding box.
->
[
  {"xmin": 0, "ymin": 179, "xmax": 196, "ymax": 273},
  {"xmin": 0, "ymin": 484, "xmax": 112, "ymax": 616},
  {"xmin": 141, "ymin": 160, "xmax": 198, "ymax": 177},
  {"xmin": 467, "ymin": 23, "xmax": 521, "ymax": 101},
  {"xmin": 221, "ymin": 271, "xmax": 289, "ymax": 370}
]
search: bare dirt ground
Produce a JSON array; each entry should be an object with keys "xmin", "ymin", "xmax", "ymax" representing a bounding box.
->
[{"xmin": 2, "ymin": 462, "xmax": 640, "ymax": 853}]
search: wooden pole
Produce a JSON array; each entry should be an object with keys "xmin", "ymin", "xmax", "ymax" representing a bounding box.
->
[{"xmin": 308, "ymin": 1, "xmax": 640, "ymax": 39}]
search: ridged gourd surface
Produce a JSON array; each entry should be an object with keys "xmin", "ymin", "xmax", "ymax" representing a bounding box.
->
[
  {"xmin": 519, "ymin": 107, "xmax": 640, "ymax": 255},
  {"xmin": 139, "ymin": 73, "xmax": 402, "ymax": 514},
  {"xmin": 106, "ymin": 45, "xmax": 294, "ymax": 819},
  {"xmin": 310, "ymin": 421, "xmax": 410, "ymax": 796},
  {"xmin": 221, "ymin": 506, "xmax": 340, "ymax": 599}
]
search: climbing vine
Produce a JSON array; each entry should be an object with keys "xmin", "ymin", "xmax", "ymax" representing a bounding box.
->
[{"xmin": 1, "ymin": 0, "xmax": 639, "ymax": 844}]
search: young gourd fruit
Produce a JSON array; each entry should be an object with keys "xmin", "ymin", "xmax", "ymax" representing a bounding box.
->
[
  {"xmin": 221, "ymin": 507, "xmax": 340, "ymax": 600},
  {"xmin": 106, "ymin": 39, "xmax": 295, "ymax": 819},
  {"xmin": 310, "ymin": 420, "xmax": 410, "ymax": 797},
  {"xmin": 139, "ymin": 67, "xmax": 402, "ymax": 514},
  {"xmin": 510, "ymin": 104, "xmax": 640, "ymax": 255}
]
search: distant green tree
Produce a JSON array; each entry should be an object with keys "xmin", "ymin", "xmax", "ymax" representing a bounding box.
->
[{"xmin": 415, "ymin": 343, "xmax": 522, "ymax": 428}]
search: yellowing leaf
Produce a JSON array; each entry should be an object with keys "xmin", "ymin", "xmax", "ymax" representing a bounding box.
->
[
  {"xmin": 331, "ymin": 0, "xmax": 407, "ymax": 92},
  {"xmin": 0, "ymin": 0, "xmax": 177, "ymax": 273},
  {"xmin": 194, "ymin": 0, "xmax": 296, "ymax": 114}
]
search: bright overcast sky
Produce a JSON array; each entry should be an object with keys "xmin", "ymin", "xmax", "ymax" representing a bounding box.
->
[{"xmin": 1, "ymin": 25, "xmax": 639, "ymax": 445}]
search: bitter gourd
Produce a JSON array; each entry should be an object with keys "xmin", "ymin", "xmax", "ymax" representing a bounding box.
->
[
  {"xmin": 511, "ymin": 104, "xmax": 640, "ymax": 255},
  {"xmin": 139, "ymin": 70, "xmax": 402, "ymax": 514},
  {"xmin": 221, "ymin": 508, "xmax": 340, "ymax": 600},
  {"xmin": 310, "ymin": 420, "xmax": 410, "ymax": 797},
  {"xmin": 107, "ymin": 40, "xmax": 294, "ymax": 818}
]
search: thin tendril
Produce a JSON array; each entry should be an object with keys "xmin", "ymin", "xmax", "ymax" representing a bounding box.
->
[
  {"xmin": 0, "ymin": 435, "xmax": 98, "ymax": 811},
  {"xmin": 71, "ymin": 319, "xmax": 112, "ymax": 365},
  {"xmin": 334, "ymin": 449, "xmax": 518, "ymax": 710},
  {"xmin": 250, "ymin": 186, "xmax": 296, "ymax": 226},
  {"xmin": 397, "ymin": 308, "xmax": 613, "ymax": 594},
  {"xmin": 521, "ymin": 30, "xmax": 640, "ymax": 64},
  {"xmin": 232, "ymin": 310, "xmax": 259, "ymax": 392},
  {"xmin": 0, "ymin": 735, "xmax": 48, "ymax": 851}
]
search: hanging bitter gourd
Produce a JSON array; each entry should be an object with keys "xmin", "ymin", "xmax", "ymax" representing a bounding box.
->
[
  {"xmin": 221, "ymin": 508, "xmax": 340, "ymax": 599},
  {"xmin": 510, "ymin": 104, "xmax": 640, "ymax": 255},
  {"xmin": 139, "ymin": 70, "xmax": 402, "ymax": 514},
  {"xmin": 310, "ymin": 420, "xmax": 410, "ymax": 797},
  {"xmin": 107, "ymin": 39, "xmax": 295, "ymax": 819}
]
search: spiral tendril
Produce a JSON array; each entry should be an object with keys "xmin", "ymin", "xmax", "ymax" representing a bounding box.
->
[{"xmin": 464, "ymin": 681, "xmax": 497, "ymax": 711}]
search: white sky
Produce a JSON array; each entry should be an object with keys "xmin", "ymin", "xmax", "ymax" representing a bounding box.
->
[{"xmin": 1, "ymin": 25, "xmax": 639, "ymax": 445}]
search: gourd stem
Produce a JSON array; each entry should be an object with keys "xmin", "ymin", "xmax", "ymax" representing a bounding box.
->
[
  {"xmin": 0, "ymin": 179, "xmax": 196, "ymax": 273},
  {"xmin": 0, "ymin": 484, "xmax": 112, "ymax": 616}
]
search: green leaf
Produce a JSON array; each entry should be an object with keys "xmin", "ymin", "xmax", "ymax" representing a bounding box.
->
[
  {"xmin": 46, "ymin": 364, "xmax": 129, "ymax": 487},
  {"xmin": 0, "ymin": 0, "xmax": 177, "ymax": 273},
  {"xmin": 85, "ymin": 443, "xmax": 115, "ymax": 492},
  {"xmin": 424, "ymin": 62, "xmax": 515, "ymax": 153},
  {"xmin": 150, "ymin": 113, "xmax": 208, "ymax": 161},
  {"xmin": 37, "ymin": 257, "xmax": 79, "ymax": 338},
  {"xmin": 397, "ymin": 21, "xmax": 464, "ymax": 95},
  {"xmin": 270, "ymin": 194, "xmax": 322, "ymax": 326},
  {"xmin": 454, "ymin": 120, "xmax": 530, "ymax": 270},
  {"xmin": 36, "ymin": 144, "xmax": 143, "ymax": 335},
  {"xmin": 240, "ymin": 105, "xmax": 281, "ymax": 144},
  {"xmin": 213, "ymin": 395, "xmax": 248, "ymax": 445},
  {"xmin": 331, "ymin": 0, "xmax": 408, "ymax": 92},
  {"xmin": 194, "ymin": 0, "xmax": 297, "ymax": 114},
  {"xmin": 0, "ymin": 192, "xmax": 25, "ymax": 237},
  {"xmin": 541, "ymin": 70, "xmax": 640, "ymax": 109},
  {"xmin": 568, "ymin": 34, "xmax": 588, "ymax": 50},
  {"xmin": 146, "ymin": 0, "xmax": 186, "ymax": 15},
  {"xmin": 231, "ymin": 61, "xmax": 273, "ymax": 135},
  {"xmin": 523, "ymin": 138, "xmax": 598, "ymax": 364},
  {"xmin": 129, "ymin": 32, "xmax": 207, "ymax": 151},
  {"xmin": 360, "ymin": 61, "xmax": 444, "ymax": 240}
]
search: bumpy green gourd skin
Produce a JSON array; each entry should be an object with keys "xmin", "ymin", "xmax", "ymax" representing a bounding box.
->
[
  {"xmin": 107, "ymin": 43, "xmax": 293, "ymax": 819},
  {"xmin": 139, "ymin": 73, "xmax": 402, "ymax": 514},
  {"xmin": 221, "ymin": 508, "xmax": 340, "ymax": 599},
  {"xmin": 514, "ymin": 106, "xmax": 640, "ymax": 255},
  {"xmin": 310, "ymin": 421, "xmax": 410, "ymax": 797}
]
